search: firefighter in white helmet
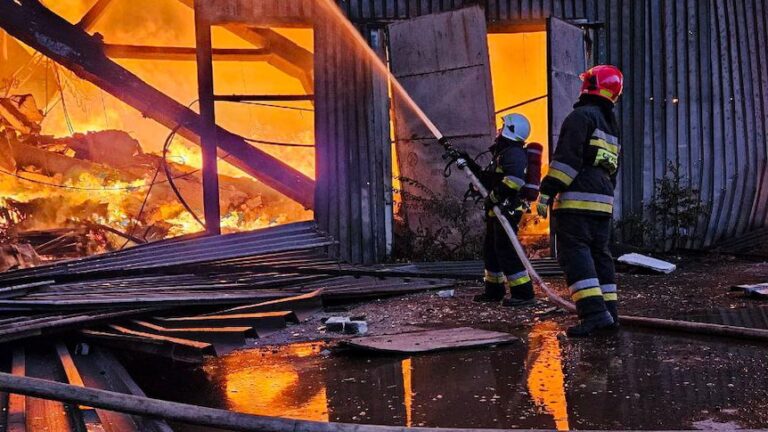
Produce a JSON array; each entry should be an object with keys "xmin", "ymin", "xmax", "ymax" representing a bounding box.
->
[{"xmin": 475, "ymin": 113, "xmax": 542, "ymax": 307}]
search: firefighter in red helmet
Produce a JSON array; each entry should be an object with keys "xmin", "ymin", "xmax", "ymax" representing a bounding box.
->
[{"xmin": 536, "ymin": 64, "xmax": 624, "ymax": 337}]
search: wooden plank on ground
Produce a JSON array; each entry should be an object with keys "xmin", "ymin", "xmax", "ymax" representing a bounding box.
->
[
  {"xmin": 80, "ymin": 329, "xmax": 207, "ymax": 364},
  {"xmin": 108, "ymin": 325, "xmax": 213, "ymax": 351},
  {"xmin": 155, "ymin": 310, "xmax": 292, "ymax": 330},
  {"xmin": 7, "ymin": 348, "xmax": 25, "ymax": 432},
  {"xmin": 24, "ymin": 346, "xmax": 77, "ymax": 432},
  {"xmin": 129, "ymin": 320, "xmax": 251, "ymax": 347},
  {"xmin": 71, "ymin": 346, "xmax": 172, "ymax": 432},
  {"xmin": 201, "ymin": 289, "xmax": 322, "ymax": 320},
  {"xmin": 55, "ymin": 343, "xmax": 104, "ymax": 431},
  {"xmin": 343, "ymin": 327, "xmax": 519, "ymax": 354}
]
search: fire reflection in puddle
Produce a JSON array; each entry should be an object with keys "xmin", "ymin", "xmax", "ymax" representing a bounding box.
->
[
  {"xmin": 526, "ymin": 322, "xmax": 569, "ymax": 431},
  {"xmin": 210, "ymin": 342, "xmax": 329, "ymax": 421},
  {"xmin": 133, "ymin": 325, "xmax": 768, "ymax": 431}
]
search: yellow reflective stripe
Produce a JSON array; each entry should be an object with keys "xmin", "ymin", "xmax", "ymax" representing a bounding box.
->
[
  {"xmin": 599, "ymin": 89, "xmax": 614, "ymax": 99},
  {"xmin": 495, "ymin": 166, "xmax": 504, "ymax": 173},
  {"xmin": 507, "ymin": 274, "xmax": 531, "ymax": 287},
  {"xmin": 572, "ymin": 287, "xmax": 604, "ymax": 302},
  {"xmin": 547, "ymin": 168, "xmax": 574, "ymax": 186},
  {"xmin": 590, "ymin": 138, "xmax": 619, "ymax": 154},
  {"xmin": 554, "ymin": 200, "xmax": 613, "ymax": 213},
  {"xmin": 502, "ymin": 177, "xmax": 523, "ymax": 190},
  {"xmin": 484, "ymin": 271, "xmax": 506, "ymax": 284},
  {"xmin": 604, "ymin": 293, "xmax": 618, "ymax": 301}
]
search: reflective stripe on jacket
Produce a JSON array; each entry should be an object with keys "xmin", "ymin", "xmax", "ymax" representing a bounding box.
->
[{"xmin": 540, "ymin": 96, "xmax": 620, "ymax": 216}]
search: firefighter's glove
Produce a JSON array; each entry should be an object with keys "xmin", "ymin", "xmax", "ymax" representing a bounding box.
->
[
  {"xmin": 536, "ymin": 194, "xmax": 551, "ymax": 219},
  {"xmin": 484, "ymin": 190, "xmax": 501, "ymax": 211},
  {"xmin": 459, "ymin": 151, "xmax": 483, "ymax": 175}
]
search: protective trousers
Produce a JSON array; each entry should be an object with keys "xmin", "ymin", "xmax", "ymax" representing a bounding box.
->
[
  {"xmin": 483, "ymin": 212, "xmax": 534, "ymax": 300},
  {"xmin": 553, "ymin": 213, "xmax": 617, "ymax": 319}
]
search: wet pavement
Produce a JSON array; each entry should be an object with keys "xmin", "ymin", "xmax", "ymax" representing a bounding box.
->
[{"xmin": 125, "ymin": 322, "xmax": 768, "ymax": 431}]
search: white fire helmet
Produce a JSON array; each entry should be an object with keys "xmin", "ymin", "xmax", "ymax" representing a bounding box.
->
[{"xmin": 501, "ymin": 113, "xmax": 531, "ymax": 142}]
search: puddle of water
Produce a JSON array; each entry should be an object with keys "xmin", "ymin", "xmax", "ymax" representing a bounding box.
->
[{"xmin": 125, "ymin": 323, "xmax": 768, "ymax": 431}]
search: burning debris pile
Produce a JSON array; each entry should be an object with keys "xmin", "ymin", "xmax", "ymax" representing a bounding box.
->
[{"xmin": 0, "ymin": 94, "xmax": 311, "ymax": 261}]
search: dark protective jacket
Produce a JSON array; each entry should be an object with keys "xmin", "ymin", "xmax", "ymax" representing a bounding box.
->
[
  {"xmin": 540, "ymin": 95, "xmax": 620, "ymax": 216},
  {"xmin": 485, "ymin": 135, "xmax": 529, "ymax": 209}
]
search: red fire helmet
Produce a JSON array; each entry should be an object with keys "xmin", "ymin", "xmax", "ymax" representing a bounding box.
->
[{"xmin": 579, "ymin": 65, "xmax": 624, "ymax": 103}]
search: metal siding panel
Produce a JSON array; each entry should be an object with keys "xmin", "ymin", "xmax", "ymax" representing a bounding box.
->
[
  {"xmin": 742, "ymin": 0, "xmax": 763, "ymax": 231},
  {"xmin": 641, "ymin": 0, "xmax": 656, "ymax": 227},
  {"xmin": 573, "ymin": 0, "xmax": 584, "ymax": 17},
  {"xmin": 697, "ymin": 0, "xmax": 714, "ymax": 247},
  {"xmin": 675, "ymin": 0, "xmax": 691, "ymax": 246},
  {"xmin": 348, "ymin": 43, "xmax": 364, "ymax": 264},
  {"xmin": 704, "ymin": 0, "xmax": 725, "ymax": 246},
  {"xmin": 732, "ymin": 0, "xmax": 754, "ymax": 237},
  {"xmin": 314, "ymin": 19, "xmax": 331, "ymax": 239},
  {"xmin": 687, "ymin": 0, "xmax": 706, "ymax": 247},
  {"xmin": 708, "ymin": 0, "xmax": 731, "ymax": 244},
  {"xmin": 629, "ymin": 0, "xmax": 645, "ymax": 216},
  {"xmin": 650, "ymin": 0, "xmax": 666, "ymax": 246},
  {"xmin": 721, "ymin": 0, "xmax": 742, "ymax": 241},
  {"xmin": 753, "ymin": 0, "xmax": 768, "ymax": 226},
  {"xmin": 329, "ymin": 25, "xmax": 345, "ymax": 259}
]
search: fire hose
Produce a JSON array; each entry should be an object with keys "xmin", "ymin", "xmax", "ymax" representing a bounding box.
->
[{"xmin": 438, "ymin": 137, "xmax": 768, "ymax": 342}]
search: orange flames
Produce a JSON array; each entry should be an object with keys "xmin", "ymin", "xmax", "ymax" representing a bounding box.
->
[{"xmin": 0, "ymin": 0, "xmax": 315, "ymax": 256}]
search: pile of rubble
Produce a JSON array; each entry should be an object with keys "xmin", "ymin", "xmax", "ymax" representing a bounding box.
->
[{"xmin": 0, "ymin": 94, "xmax": 308, "ymax": 262}]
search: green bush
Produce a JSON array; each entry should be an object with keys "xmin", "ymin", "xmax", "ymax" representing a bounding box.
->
[{"xmin": 616, "ymin": 161, "xmax": 709, "ymax": 251}]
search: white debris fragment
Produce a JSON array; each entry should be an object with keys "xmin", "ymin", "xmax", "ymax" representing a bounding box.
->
[{"xmin": 617, "ymin": 253, "xmax": 676, "ymax": 274}]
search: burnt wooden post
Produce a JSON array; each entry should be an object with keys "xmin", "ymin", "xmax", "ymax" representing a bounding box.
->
[{"xmin": 194, "ymin": 1, "xmax": 221, "ymax": 235}]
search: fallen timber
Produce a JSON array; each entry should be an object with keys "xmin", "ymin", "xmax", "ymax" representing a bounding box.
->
[
  {"xmin": 5, "ymin": 372, "xmax": 768, "ymax": 432},
  {"xmin": 0, "ymin": 0, "xmax": 315, "ymax": 208},
  {"xmin": 0, "ymin": 372, "xmax": 538, "ymax": 432}
]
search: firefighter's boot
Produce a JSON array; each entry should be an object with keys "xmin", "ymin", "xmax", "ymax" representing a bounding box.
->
[
  {"xmin": 502, "ymin": 270, "xmax": 535, "ymax": 307},
  {"xmin": 501, "ymin": 297, "xmax": 536, "ymax": 307},
  {"xmin": 475, "ymin": 271, "xmax": 506, "ymax": 303},
  {"xmin": 566, "ymin": 311, "xmax": 615, "ymax": 337}
]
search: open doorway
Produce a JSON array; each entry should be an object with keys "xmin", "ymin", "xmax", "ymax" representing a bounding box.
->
[
  {"xmin": 388, "ymin": 7, "xmax": 587, "ymax": 261},
  {"xmin": 487, "ymin": 32, "xmax": 550, "ymax": 258}
]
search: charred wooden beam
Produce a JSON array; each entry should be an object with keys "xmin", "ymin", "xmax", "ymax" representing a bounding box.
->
[
  {"xmin": 0, "ymin": 0, "xmax": 315, "ymax": 209},
  {"xmin": 102, "ymin": 44, "xmax": 271, "ymax": 61}
]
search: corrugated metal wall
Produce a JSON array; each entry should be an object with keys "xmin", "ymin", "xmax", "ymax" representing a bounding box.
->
[
  {"xmin": 332, "ymin": 0, "xmax": 768, "ymax": 249},
  {"xmin": 314, "ymin": 16, "xmax": 392, "ymax": 264}
]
